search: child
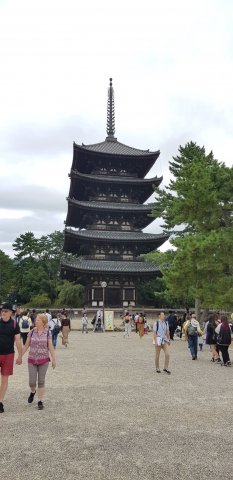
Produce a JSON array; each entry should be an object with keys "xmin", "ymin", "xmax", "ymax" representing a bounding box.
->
[{"xmin": 198, "ymin": 333, "xmax": 204, "ymax": 351}]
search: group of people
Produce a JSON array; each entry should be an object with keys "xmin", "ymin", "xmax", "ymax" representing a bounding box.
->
[
  {"xmin": 0, "ymin": 302, "xmax": 56, "ymax": 413},
  {"xmin": 122, "ymin": 311, "xmax": 149, "ymax": 338},
  {"xmin": 1, "ymin": 301, "xmax": 232, "ymax": 413},
  {"xmin": 152, "ymin": 310, "xmax": 232, "ymax": 374},
  {"xmin": 13, "ymin": 307, "xmax": 71, "ymax": 349}
]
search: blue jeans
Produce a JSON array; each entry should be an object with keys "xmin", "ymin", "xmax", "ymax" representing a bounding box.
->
[
  {"xmin": 52, "ymin": 332, "xmax": 58, "ymax": 348},
  {"xmin": 188, "ymin": 335, "xmax": 198, "ymax": 358}
]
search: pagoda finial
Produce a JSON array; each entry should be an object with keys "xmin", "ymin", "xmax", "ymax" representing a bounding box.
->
[{"xmin": 106, "ymin": 77, "xmax": 115, "ymax": 138}]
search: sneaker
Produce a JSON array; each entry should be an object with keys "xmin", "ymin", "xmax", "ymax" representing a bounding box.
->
[
  {"xmin": 38, "ymin": 401, "xmax": 44, "ymax": 410},
  {"xmin": 163, "ymin": 369, "xmax": 171, "ymax": 374},
  {"xmin": 215, "ymin": 358, "xmax": 221, "ymax": 363},
  {"xmin": 28, "ymin": 391, "xmax": 36, "ymax": 404},
  {"xmin": 0, "ymin": 402, "xmax": 4, "ymax": 413},
  {"xmin": 156, "ymin": 369, "xmax": 161, "ymax": 373},
  {"xmin": 227, "ymin": 361, "xmax": 231, "ymax": 366},
  {"xmin": 211, "ymin": 357, "xmax": 215, "ymax": 362}
]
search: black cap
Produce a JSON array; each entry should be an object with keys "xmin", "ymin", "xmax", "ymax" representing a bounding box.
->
[{"xmin": 1, "ymin": 302, "xmax": 13, "ymax": 311}]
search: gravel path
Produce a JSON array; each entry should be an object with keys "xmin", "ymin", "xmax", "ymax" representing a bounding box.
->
[{"xmin": 1, "ymin": 332, "xmax": 233, "ymax": 479}]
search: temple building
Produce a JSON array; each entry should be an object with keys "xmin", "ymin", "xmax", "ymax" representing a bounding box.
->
[{"xmin": 61, "ymin": 79, "xmax": 168, "ymax": 308}]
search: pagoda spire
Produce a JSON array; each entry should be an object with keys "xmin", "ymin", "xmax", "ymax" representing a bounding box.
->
[{"xmin": 106, "ymin": 77, "xmax": 116, "ymax": 139}]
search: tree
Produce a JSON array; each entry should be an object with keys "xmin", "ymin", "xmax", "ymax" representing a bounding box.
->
[
  {"xmin": 13, "ymin": 231, "xmax": 64, "ymax": 304},
  {"xmin": 55, "ymin": 281, "xmax": 85, "ymax": 308},
  {"xmin": 142, "ymin": 250, "xmax": 194, "ymax": 308},
  {"xmin": 0, "ymin": 250, "xmax": 16, "ymax": 302},
  {"xmin": 152, "ymin": 142, "xmax": 233, "ymax": 312},
  {"xmin": 25, "ymin": 293, "xmax": 51, "ymax": 308}
]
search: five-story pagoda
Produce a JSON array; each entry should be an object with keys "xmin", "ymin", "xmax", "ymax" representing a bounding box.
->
[{"xmin": 61, "ymin": 79, "xmax": 168, "ymax": 308}]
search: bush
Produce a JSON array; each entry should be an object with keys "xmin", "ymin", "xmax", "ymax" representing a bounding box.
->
[{"xmin": 25, "ymin": 293, "xmax": 52, "ymax": 308}]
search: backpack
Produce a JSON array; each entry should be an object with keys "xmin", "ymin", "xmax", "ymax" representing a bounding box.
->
[
  {"xmin": 21, "ymin": 316, "xmax": 29, "ymax": 329},
  {"xmin": 53, "ymin": 320, "xmax": 61, "ymax": 334},
  {"xmin": 187, "ymin": 322, "xmax": 197, "ymax": 336}
]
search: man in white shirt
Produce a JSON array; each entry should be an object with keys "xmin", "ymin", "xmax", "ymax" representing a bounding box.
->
[
  {"xmin": 45, "ymin": 309, "xmax": 52, "ymax": 323},
  {"xmin": 153, "ymin": 312, "xmax": 171, "ymax": 374}
]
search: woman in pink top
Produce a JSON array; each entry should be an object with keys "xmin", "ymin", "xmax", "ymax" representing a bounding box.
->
[{"xmin": 22, "ymin": 313, "xmax": 56, "ymax": 410}]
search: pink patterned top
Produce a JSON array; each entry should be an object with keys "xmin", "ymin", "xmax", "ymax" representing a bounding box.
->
[{"xmin": 28, "ymin": 328, "xmax": 51, "ymax": 365}]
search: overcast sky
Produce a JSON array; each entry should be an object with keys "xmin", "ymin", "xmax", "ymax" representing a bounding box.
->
[{"xmin": 0, "ymin": 0, "xmax": 233, "ymax": 257}]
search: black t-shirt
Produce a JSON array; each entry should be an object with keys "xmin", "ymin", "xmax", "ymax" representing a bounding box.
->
[{"xmin": 0, "ymin": 317, "xmax": 20, "ymax": 355}]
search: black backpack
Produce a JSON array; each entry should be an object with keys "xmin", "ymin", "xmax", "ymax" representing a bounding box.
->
[{"xmin": 52, "ymin": 320, "xmax": 61, "ymax": 334}]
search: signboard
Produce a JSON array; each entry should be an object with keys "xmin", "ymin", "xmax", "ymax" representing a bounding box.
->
[{"xmin": 104, "ymin": 310, "xmax": 114, "ymax": 331}]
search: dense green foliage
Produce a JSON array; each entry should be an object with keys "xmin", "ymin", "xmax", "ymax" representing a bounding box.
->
[
  {"xmin": 0, "ymin": 250, "xmax": 16, "ymax": 302},
  {"xmin": 0, "ymin": 231, "xmax": 85, "ymax": 308},
  {"xmin": 151, "ymin": 142, "xmax": 233, "ymax": 310}
]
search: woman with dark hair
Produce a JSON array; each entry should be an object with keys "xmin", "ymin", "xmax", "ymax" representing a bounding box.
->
[
  {"xmin": 215, "ymin": 315, "xmax": 232, "ymax": 366},
  {"xmin": 206, "ymin": 314, "xmax": 221, "ymax": 363}
]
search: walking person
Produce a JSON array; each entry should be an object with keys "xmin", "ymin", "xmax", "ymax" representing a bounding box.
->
[
  {"xmin": 153, "ymin": 312, "xmax": 171, "ymax": 374},
  {"xmin": 215, "ymin": 315, "xmax": 232, "ymax": 367},
  {"xmin": 30, "ymin": 309, "xmax": 37, "ymax": 329},
  {"xmin": 61, "ymin": 313, "xmax": 71, "ymax": 347},
  {"xmin": 166, "ymin": 311, "xmax": 177, "ymax": 340},
  {"xmin": 205, "ymin": 314, "xmax": 221, "ymax": 363},
  {"xmin": 45, "ymin": 309, "xmax": 52, "ymax": 323},
  {"xmin": 184, "ymin": 314, "xmax": 203, "ymax": 360},
  {"xmin": 14, "ymin": 307, "xmax": 21, "ymax": 325},
  {"xmin": 123, "ymin": 311, "xmax": 131, "ymax": 338},
  {"xmin": 49, "ymin": 313, "xmax": 61, "ymax": 348},
  {"xmin": 22, "ymin": 313, "xmax": 56, "ymax": 410},
  {"xmin": 19, "ymin": 311, "xmax": 32, "ymax": 345},
  {"xmin": 0, "ymin": 303, "xmax": 22, "ymax": 413},
  {"xmin": 134, "ymin": 312, "xmax": 139, "ymax": 333},
  {"xmin": 81, "ymin": 313, "xmax": 89, "ymax": 333},
  {"xmin": 138, "ymin": 313, "xmax": 145, "ymax": 338}
]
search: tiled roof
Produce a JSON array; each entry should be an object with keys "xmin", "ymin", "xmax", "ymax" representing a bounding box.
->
[
  {"xmin": 71, "ymin": 170, "xmax": 162, "ymax": 185},
  {"xmin": 65, "ymin": 228, "xmax": 168, "ymax": 242},
  {"xmin": 74, "ymin": 139, "xmax": 160, "ymax": 157},
  {"xmin": 68, "ymin": 198, "xmax": 154, "ymax": 212},
  {"xmin": 61, "ymin": 259, "xmax": 160, "ymax": 274}
]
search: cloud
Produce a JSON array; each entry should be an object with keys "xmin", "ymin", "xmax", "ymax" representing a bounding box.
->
[{"xmin": 0, "ymin": 185, "xmax": 66, "ymax": 212}]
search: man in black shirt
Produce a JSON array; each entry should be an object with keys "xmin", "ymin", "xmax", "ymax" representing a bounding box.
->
[{"xmin": 0, "ymin": 302, "xmax": 22, "ymax": 413}]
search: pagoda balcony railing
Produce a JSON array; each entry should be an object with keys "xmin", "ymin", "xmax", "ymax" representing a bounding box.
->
[
  {"xmin": 87, "ymin": 225, "xmax": 134, "ymax": 231},
  {"xmin": 83, "ymin": 255, "xmax": 144, "ymax": 262},
  {"xmin": 90, "ymin": 196, "xmax": 137, "ymax": 204},
  {"xmin": 91, "ymin": 169, "xmax": 138, "ymax": 177}
]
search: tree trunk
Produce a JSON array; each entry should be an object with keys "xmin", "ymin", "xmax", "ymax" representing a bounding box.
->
[
  {"xmin": 195, "ymin": 298, "xmax": 201, "ymax": 322},
  {"xmin": 200, "ymin": 308, "xmax": 209, "ymax": 326}
]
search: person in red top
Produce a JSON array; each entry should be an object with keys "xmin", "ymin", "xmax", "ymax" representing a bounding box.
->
[{"xmin": 0, "ymin": 302, "xmax": 22, "ymax": 413}]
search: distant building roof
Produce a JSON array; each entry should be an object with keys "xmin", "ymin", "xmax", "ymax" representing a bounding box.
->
[
  {"xmin": 65, "ymin": 228, "xmax": 168, "ymax": 242},
  {"xmin": 70, "ymin": 169, "xmax": 162, "ymax": 185},
  {"xmin": 61, "ymin": 259, "xmax": 160, "ymax": 274},
  {"xmin": 68, "ymin": 198, "xmax": 155, "ymax": 212},
  {"xmin": 74, "ymin": 139, "xmax": 160, "ymax": 157}
]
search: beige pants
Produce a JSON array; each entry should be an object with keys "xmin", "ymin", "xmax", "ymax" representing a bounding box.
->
[
  {"xmin": 155, "ymin": 343, "xmax": 169, "ymax": 369},
  {"xmin": 62, "ymin": 326, "xmax": 70, "ymax": 346}
]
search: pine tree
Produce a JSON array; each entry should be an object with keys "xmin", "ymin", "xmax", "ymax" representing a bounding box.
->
[{"xmin": 152, "ymin": 142, "xmax": 233, "ymax": 311}]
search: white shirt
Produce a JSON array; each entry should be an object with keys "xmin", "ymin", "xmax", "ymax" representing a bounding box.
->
[
  {"xmin": 49, "ymin": 318, "xmax": 61, "ymax": 331},
  {"xmin": 45, "ymin": 312, "xmax": 52, "ymax": 322}
]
